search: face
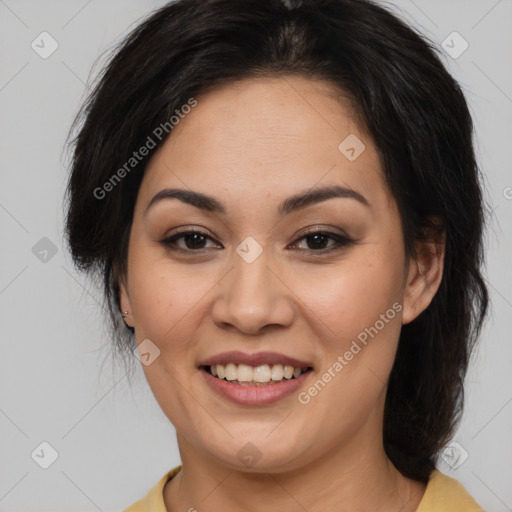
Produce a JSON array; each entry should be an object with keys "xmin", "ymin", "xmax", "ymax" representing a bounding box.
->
[{"xmin": 120, "ymin": 76, "xmax": 441, "ymax": 472}]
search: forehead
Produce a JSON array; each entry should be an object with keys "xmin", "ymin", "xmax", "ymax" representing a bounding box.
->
[{"xmin": 140, "ymin": 76, "xmax": 389, "ymax": 210}]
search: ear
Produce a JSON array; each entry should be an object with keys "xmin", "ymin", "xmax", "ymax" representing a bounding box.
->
[
  {"xmin": 118, "ymin": 274, "xmax": 134, "ymax": 328},
  {"xmin": 402, "ymin": 224, "xmax": 445, "ymax": 325}
]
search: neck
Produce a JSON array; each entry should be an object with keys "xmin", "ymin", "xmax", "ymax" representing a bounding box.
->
[{"xmin": 164, "ymin": 415, "xmax": 427, "ymax": 512}]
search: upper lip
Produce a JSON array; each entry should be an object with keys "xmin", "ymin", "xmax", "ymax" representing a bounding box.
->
[{"xmin": 198, "ymin": 351, "xmax": 313, "ymax": 369}]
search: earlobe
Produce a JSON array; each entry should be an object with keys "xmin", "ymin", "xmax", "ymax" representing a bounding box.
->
[
  {"xmin": 402, "ymin": 236, "xmax": 445, "ymax": 325},
  {"xmin": 119, "ymin": 280, "xmax": 134, "ymax": 328}
]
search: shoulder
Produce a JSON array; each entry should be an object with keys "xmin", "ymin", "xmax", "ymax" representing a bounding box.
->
[
  {"xmin": 123, "ymin": 465, "xmax": 182, "ymax": 512},
  {"xmin": 417, "ymin": 469, "xmax": 484, "ymax": 512}
]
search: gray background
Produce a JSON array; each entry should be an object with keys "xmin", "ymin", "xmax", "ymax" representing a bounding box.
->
[{"xmin": 0, "ymin": 0, "xmax": 511, "ymax": 511}]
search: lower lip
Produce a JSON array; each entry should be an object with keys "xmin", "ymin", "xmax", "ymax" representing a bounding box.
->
[{"xmin": 200, "ymin": 367, "xmax": 312, "ymax": 406}]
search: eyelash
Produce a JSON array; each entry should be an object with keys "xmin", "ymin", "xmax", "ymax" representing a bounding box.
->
[{"xmin": 160, "ymin": 227, "xmax": 355, "ymax": 255}]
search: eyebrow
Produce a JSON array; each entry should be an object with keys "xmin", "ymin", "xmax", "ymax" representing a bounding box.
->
[{"xmin": 144, "ymin": 184, "xmax": 370, "ymax": 217}]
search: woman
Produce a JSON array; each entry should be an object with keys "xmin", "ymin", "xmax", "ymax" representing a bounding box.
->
[{"xmin": 64, "ymin": 0, "xmax": 489, "ymax": 510}]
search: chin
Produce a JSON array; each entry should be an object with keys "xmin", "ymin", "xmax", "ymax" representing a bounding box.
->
[{"xmin": 201, "ymin": 432, "xmax": 309, "ymax": 473}]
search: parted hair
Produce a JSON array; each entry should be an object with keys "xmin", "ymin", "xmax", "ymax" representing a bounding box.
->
[{"xmin": 64, "ymin": 0, "xmax": 489, "ymax": 482}]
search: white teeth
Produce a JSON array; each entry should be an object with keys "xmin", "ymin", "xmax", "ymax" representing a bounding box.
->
[
  {"xmin": 271, "ymin": 364, "xmax": 284, "ymax": 380},
  {"xmin": 225, "ymin": 363, "xmax": 237, "ymax": 381},
  {"xmin": 208, "ymin": 363, "xmax": 309, "ymax": 384},
  {"xmin": 253, "ymin": 364, "xmax": 271, "ymax": 383},
  {"xmin": 283, "ymin": 365, "xmax": 294, "ymax": 379},
  {"xmin": 237, "ymin": 364, "xmax": 253, "ymax": 382}
]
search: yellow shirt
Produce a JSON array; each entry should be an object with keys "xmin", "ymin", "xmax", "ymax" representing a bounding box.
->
[{"xmin": 123, "ymin": 465, "xmax": 483, "ymax": 511}]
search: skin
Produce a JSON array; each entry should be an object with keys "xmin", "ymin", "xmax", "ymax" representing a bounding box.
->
[{"xmin": 119, "ymin": 76, "xmax": 444, "ymax": 511}]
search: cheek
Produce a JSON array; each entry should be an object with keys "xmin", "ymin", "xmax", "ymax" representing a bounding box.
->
[
  {"xmin": 297, "ymin": 249, "xmax": 405, "ymax": 344},
  {"xmin": 126, "ymin": 243, "xmax": 209, "ymax": 346},
  {"xmin": 127, "ymin": 256, "xmax": 215, "ymax": 418},
  {"xmin": 292, "ymin": 253, "xmax": 405, "ymax": 423},
  {"xmin": 130, "ymin": 268, "xmax": 211, "ymax": 344}
]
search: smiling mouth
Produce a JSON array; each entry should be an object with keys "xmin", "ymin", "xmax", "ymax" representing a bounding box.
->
[{"xmin": 202, "ymin": 363, "xmax": 313, "ymax": 386}]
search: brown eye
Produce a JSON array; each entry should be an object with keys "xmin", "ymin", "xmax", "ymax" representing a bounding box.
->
[
  {"xmin": 160, "ymin": 227, "xmax": 354, "ymax": 255},
  {"xmin": 291, "ymin": 229, "xmax": 354, "ymax": 253},
  {"xmin": 160, "ymin": 229, "xmax": 220, "ymax": 251}
]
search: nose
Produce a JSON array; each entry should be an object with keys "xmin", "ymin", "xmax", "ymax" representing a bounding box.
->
[{"xmin": 211, "ymin": 245, "xmax": 295, "ymax": 335}]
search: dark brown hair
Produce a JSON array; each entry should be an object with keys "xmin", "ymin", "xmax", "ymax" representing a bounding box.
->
[{"xmin": 64, "ymin": 0, "xmax": 489, "ymax": 482}]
